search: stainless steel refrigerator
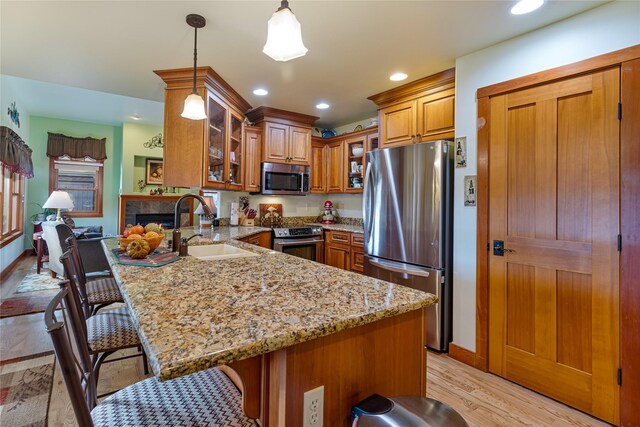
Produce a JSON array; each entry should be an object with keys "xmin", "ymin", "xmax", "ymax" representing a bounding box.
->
[{"xmin": 363, "ymin": 140, "xmax": 453, "ymax": 351}]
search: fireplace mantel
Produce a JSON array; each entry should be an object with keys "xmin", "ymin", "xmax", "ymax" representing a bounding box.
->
[{"xmin": 118, "ymin": 194, "xmax": 194, "ymax": 232}]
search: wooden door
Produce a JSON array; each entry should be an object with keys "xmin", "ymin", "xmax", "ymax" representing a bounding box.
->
[
  {"xmin": 310, "ymin": 139, "xmax": 326, "ymax": 193},
  {"xmin": 416, "ymin": 87, "xmax": 455, "ymax": 141},
  {"xmin": 379, "ymin": 100, "xmax": 417, "ymax": 148},
  {"xmin": 289, "ymin": 126, "xmax": 311, "ymax": 165},
  {"xmin": 488, "ymin": 68, "xmax": 620, "ymax": 424},
  {"xmin": 325, "ymin": 243, "xmax": 350, "ymax": 270},
  {"xmin": 327, "ymin": 141, "xmax": 344, "ymax": 193},
  {"xmin": 263, "ymin": 122, "xmax": 288, "ymax": 163},
  {"xmin": 244, "ymin": 127, "xmax": 262, "ymax": 192}
]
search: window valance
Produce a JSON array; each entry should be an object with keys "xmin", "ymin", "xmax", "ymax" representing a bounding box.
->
[
  {"xmin": 0, "ymin": 126, "xmax": 34, "ymax": 178},
  {"xmin": 46, "ymin": 132, "xmax": 107, "ymax": 160}
]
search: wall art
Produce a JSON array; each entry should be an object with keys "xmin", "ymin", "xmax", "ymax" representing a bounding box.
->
[
  {"xmin": 143, "ymin": 133, "xmax": 163, "ymax": 149},
  {"xmin": 455, "ymin": 136, "xmax": 467, "ymax": 168},
  {"xmin": 145, "ymin": 158, "xmax": 164, "ymax": 185},
  {"xmin": 7, "ymin": 101, "xmax": 20, "ymax": 128},
  {"xmin": 464, "ymin": 175, "xmax": 477, "ymax": 207}
]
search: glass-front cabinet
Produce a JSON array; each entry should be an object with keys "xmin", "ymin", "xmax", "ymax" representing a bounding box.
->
[
  {"xmin": 344, "ymin": 135, "xmax": 366, "ymax": 193},
  {"xmin": 155, "ymin": 67, "xmax": 252, "ymax": 191},
  {"xmin": 205, "ymin": 93, "xmax": 244, "ymax": 190}
]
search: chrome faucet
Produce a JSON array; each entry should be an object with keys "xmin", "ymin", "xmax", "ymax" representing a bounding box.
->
[{"xmin": 173, "ymin": 194, "xmax": 212, "ymax": 252}]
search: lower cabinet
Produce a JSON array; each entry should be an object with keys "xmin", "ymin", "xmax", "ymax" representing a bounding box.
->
[
  {"xmin": 324, "ymin": 230, "xmax": 364, "ymax": 273},
  {"xmin": 238, "ymin": 231, "xmax": 272, "ymax": 249}
]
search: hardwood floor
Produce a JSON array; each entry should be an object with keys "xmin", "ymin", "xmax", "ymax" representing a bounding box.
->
[
  {"xmin": 2, "ymin": 257, "xmax": 612, "ymax": 426},
  {"xmin": 427, "ymin": 352, "xmax": 611, "ymax": 427}
]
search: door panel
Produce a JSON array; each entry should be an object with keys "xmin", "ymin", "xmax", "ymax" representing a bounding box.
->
[
  {"xmin": 289, "ymin": 126, "xmax": 311, "ymax": 164},
  {"xmin": 264, "ymin": 122, "xmax": 288, "ymax": 162},
  {"xmin": 488, "ymin": 68, "xmax": 620, "ymax": 424},
  {"xmin": 379, "ymin": 100, "xmax": 417, "ymax": 147}
]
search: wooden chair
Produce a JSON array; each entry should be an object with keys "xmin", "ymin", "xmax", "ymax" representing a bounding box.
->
[
  {"xmin": 57, "ymin": 224, "xmax": 122, "ymax": 316},
  {"xmin": 59, "ymin": 249, "xmax": 148, "ymax": 387},
  {"xmin": 45, "ymin": 282, "xmax": 257, "ymax": 427}
]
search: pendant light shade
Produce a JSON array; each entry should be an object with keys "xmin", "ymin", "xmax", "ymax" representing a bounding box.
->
[
  {"xmin": 182, "ymin": 93, "xmax": 208, "ymax": 120},
  {"xmin": 181, "ymin": 14, "xmax": 207, "ymax": 120},
  {"xmin": 263, "ymin": 1, "xmax": 308, "ymax": 62}
]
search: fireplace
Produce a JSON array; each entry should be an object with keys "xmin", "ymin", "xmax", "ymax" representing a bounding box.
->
[
  {"xmin": 136, "ymin": 213, "xmax": 176, "ymax": 229},
  {"xmin": 119, "ymin": 195, "xmax": 193, "ymax": 231}
]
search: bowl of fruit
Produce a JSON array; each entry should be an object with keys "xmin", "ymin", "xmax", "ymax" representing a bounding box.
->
[{"xmin": 118, "ymin": 223, "xmax": 165, "ymax": 256}]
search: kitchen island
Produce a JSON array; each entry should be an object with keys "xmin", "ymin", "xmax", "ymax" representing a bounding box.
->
[{"xmin": 102, "ymin": 227, "xmax": 436, "ymax": 426}]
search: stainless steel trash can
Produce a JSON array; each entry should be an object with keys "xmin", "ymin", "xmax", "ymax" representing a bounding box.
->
[{"xmin": 352, "ymin": 394, "xmax": 468, "ymax": 427}]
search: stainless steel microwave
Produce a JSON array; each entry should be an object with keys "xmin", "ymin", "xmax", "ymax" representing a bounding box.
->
[{"xmin": 261, "ymin": 162, "xmax": 310, "ymax": 195}]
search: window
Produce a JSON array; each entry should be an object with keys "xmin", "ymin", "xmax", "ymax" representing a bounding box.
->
[
  {"xmin": 49, "ymin": 155, "xmax": 104, "ymax": 217},
  {"xmin": 0, "ymin": 164, "xmax": 25, "ymax": 246}
]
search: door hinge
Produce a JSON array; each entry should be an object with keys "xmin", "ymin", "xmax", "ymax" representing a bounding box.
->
[
  {"xmin": 618, "ymin": 368, "xmax": 622, "ymax": 386},
  {"xmin": 618, "ymin": 102, "xmax": 622, "ymax": 120},
  {"xmin": 618, "ymin": 234, "xmax": 622, "ymax": 252}
]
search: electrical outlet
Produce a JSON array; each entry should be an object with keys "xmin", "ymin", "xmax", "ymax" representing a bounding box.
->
[{"xmin": 303, "ymin": 385, "xmax": 324, "ymax": 427}]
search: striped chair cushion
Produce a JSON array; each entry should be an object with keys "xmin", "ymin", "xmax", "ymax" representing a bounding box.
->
[
  {"xmin": 91, "ymin": 367, "xmax": 256, "ymax": 427},
  {"xmin": 86, "ymin": 308, "xmax": 140, "ymax": 351},
  {"xmin": 87, "ymin": 277, "xmax": 123, "ymax": 305}
]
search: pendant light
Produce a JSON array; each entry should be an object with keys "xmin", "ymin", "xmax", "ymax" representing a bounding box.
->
[
  {"xmin": 263, "ymin": 0, "xmax": 308, "ymax": 62},
  {"xmin": 181, "ymin": 14, "xmax": 207, "ymax": 120}
]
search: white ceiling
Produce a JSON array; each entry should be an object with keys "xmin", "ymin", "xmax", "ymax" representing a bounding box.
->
[{"xmin": 1, "ymin": 0, "xmax": 610, "ymax": 128}]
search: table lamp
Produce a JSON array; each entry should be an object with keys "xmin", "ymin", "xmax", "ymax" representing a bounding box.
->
[
  {"xmin": 42, "ymin": 191, "xmax": 74, "ymax": 221},
  {"xmin": 194, "ymin": 196, "xmax": 216, "ymax": 227}
]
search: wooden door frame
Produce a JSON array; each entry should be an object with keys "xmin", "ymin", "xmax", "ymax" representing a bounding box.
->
[{"xmin": 475, "ymin": 44, "xmax": 640, "ymax": 425}]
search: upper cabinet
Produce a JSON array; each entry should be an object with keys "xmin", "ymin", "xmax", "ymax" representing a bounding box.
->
[
  {"xmin": 310, "ymin": 137, "xmax": 327, "ymax": 193},
  {"xmin": 368, "ymin": 68, "xmax": 455, "ymax": 149},
  {"xmin": 246, "ymin": 107, "xmax": 318, "ymax": 166},
  {"xmin": 155, "ymin": 67, "xmax": 252, "ymax": 191},
  {"xmin": 314, "ymin": 127, "xmax": 377, "ymax": 194},
  {"xmin": 244, "ymin": 126, "xmax": 262, "ymax": 193}
]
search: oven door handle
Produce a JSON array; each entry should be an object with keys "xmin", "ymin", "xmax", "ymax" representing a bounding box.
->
[{"xmin": 275, "ymin": 238, "xmax": 324, "ymax": 246}]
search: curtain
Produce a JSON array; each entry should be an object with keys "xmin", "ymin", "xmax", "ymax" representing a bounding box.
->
[
  {"xmin": 0, "ymin": 125, "xmax": 34, "ymax": 178},
  {"xmin": 46, "ymin": 132, "xmax": 107, "ymax": 160}
]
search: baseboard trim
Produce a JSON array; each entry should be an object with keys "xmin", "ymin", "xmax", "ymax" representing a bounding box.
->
[
  {"xmin": 0, "ymin": 250, "xmax": 30, "ymax": 281},
  {"xmin": 449, "ymin": 342, "xmax": 477, "ymax": 368}
]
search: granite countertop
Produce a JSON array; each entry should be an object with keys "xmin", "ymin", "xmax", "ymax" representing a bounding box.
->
[
  {"xmin": 164, "ymin": 225, "xmax": 272, "ymax": 244},
  {"xmin": 309, "ymin": 223, "xmax": 364, "ymax": 234},
  {"xmin": 103, "ymin": 227, "xmax": 435, "ymax": 381}
]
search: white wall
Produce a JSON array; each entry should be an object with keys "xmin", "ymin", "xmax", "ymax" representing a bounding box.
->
[
  {"xmin": 452, "ymin": 0, "xmax": 640, "ymax": 351},
  {"xmin": 0, "ymin": 75, "xmax": 31, "ymax": 272}
]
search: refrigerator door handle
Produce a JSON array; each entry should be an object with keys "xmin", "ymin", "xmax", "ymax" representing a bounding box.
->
[
  {"xmin": 368, "ymin": 258, "xmax": 431, "ymax": 278},
  {"xmin": 363, "ymin": 162, "xmax": 374, "ymax": 239}
]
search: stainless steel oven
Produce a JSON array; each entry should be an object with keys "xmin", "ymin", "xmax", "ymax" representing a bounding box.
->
[
  {"xmin": 273, "ymin": 226, "xmax": 324, "ymax": 263},
  {"xmin": 261, "ymin": 162, "xmax": 310, "ymax": 195}
]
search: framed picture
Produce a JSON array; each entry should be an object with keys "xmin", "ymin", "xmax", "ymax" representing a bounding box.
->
[
  {"xmin": 145, "ymin": 158, "xmax": 164, "ymax": 185},
  {"xmin": 464, "ymin": 175, "xmax": 477, "ymax": 207},
  {"xmin": 455, "ymin": 137, "xmax": 467, "ymax": 168}
]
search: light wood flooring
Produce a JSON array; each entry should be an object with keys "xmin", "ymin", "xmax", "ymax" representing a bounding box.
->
[{"xmin": 2, "ymin": 256, "xmax": 612, "ymax": 426}]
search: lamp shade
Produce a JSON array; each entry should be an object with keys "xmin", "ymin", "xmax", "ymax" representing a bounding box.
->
[
  {"xmin": 181, "ymin": 93, "xmax": 207, "ymax": 120},
  {"xmin": 43, "ymin": 191, "xmax": 74, "ymax": 210},
  {"xmin": 263, "ymin": 7, "xmax": 308, "ymax": 62}
]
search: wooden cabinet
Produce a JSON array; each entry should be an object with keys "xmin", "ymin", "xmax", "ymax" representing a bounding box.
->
[
  {"xmin": 244, "ymin": 126, "xmax": 262, "ymax": 192},
  {"xmin": 325, "ymin": 230, "xmax": 351, "ymax": 271},
  {"xmin": 313, "ymin": 128, "xmax": 378, "ymax": 194},
  {"xmin": 327, "ymin": 141, "xmax": 344, "ymax": 193},
  {"xmin": 155, "ymin": 67, "xmax": 252, "ymax": 190},
  {"xmin": 368, "ymin": 68, "xmax": 455, "ymax": 149},
  {"xmin": 246, "ymin": 107, "xmax": 318, "ymax": 166},
  {"xmin": 344, "ymin": 135, "xmax": 367, "ymax": 193},
  {"xmin": 324, "ymin": 230, "xmax": 365, "ymax": 273},
  {"xmin": 310, "ymin": 138, "xmax": 327, "ymax": 193},
  {"xmin": 239, "ymin": 231, "xmax": 271, "ymax": 249}
]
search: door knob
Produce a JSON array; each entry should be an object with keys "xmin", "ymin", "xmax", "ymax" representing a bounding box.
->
[{"xmin": 493, "ymin": 240, "xmax": 515, "ymax": 256}]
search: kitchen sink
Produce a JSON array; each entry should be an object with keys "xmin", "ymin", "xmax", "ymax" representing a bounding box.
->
[{"xmin": 188, "ymin": 244, "xmax": 260, "ymax": 261}]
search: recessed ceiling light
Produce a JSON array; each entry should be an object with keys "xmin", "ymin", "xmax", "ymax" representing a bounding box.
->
[
  {"xmin": 316, "ymin": 103, "xmax": 330, "ymax": 109},
  {"xmin": 130, "ymin": 115, "xmax": 141, "ymax": 121},
  {"xmin": 253, "ymin": 88, "xmax": 269, "ymax": 96},
  {"xmin": 390, "ymin": 72, "xmax": 408, "ymax": 82},
  {"xmin": 510, "ymin": 0, "xmax": 544, "ymax": 15}
]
